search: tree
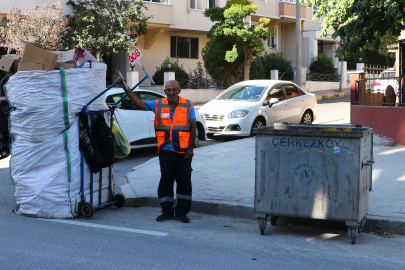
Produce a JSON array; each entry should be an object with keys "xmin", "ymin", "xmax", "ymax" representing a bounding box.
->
[
  {"xmin": 65, "ymin": 0, "xmax": 150, "ymax": 58},
  {"xmin": 0, "ymin": 2, "xmax": 68, "ymax": 54},
  {"xmin": 306, "ymin": 0, "xmax": 405, "ymax": 55},
  {"xmin": 204, "ymin": 0, "xmax": 270, "ymax": 81},
  {"xmin": 201, "ymin": 31, "xmax": 244, "ymax": 86}
]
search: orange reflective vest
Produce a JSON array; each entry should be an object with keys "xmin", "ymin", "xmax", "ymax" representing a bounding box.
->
[{"xmin": 154, "ymin": 97, "xmax": 193, "ymax": 153}]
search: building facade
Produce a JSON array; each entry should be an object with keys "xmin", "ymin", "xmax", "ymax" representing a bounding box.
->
[{"xmin": 1, "ymin": 0, "xmax": 340, "ymax": 87}]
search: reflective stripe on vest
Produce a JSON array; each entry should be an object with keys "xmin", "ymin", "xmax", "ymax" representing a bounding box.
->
[{"xmin": 154, "ymin": 97, "xmax": 193, "ymax": 153}]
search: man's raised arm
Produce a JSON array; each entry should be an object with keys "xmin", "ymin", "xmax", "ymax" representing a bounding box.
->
[{"xmin": 115, "ymin": 78, "xmax": 146, "ymax": 110}]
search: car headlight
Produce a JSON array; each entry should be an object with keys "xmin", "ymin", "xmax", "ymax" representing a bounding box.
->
[{"xmin": 228, "ymin": 110, "xmax": 249, "ymax": 119}]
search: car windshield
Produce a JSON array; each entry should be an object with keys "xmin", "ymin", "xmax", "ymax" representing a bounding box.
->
[
  {"xmin": 216, "ymin": 85, "xmax": 268, "ymax": 101},
  {"xmin": 380, "ymin": 72, "xmax": 396, "ymax": 79}
]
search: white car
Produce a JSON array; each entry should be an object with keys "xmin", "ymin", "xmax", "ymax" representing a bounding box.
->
[
  {"xmin": 374, "ymin": 70, "xmax": 397, "ymax": 93},
  {"xmin": 198, "ymin": 80, "xmax": 318, "ymax": 137},
  {"xmin": 105, "ymin": 88, "xmax": 207, "ymax": 149}
]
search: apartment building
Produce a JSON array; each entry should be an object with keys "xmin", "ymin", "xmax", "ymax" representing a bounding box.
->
[{"xmin": 1, "ymin": 0, "xmax": 340, "ymax": 87}]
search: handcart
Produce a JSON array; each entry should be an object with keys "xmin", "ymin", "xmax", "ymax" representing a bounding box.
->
[{"xmin": 77, "ymin": 65, "xmax": 155, "ymax": 218}]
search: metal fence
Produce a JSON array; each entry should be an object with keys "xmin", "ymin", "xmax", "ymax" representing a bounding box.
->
[
  {"xmin": 177, "ymin": 77, "xmax": 241, "ymax": 90},
  {"xmin": 354, "ymin": 76, "xmax": 405, "ymax": 106},
  {"xmin": 364, "ymin": 64, "xmax": 388, "ymax": 79},
  {"xmin": 306, "ymin": 73, "xmax": 340, "ymax": 82},
  {"xmin": 279, "ymin": 72, "xmax": 294, "ymax": 81}
]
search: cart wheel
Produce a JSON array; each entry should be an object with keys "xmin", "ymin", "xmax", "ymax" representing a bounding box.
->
[
  {"xmin": 79, "ymin": 202, "xmax": 94, "ymax": 218},
  {"xmin": 114, "ymin": 194, "xmax": 126, "ymax": 208},
  {"xmin": 270, "ymin": 215, "xmax": 278, "ymax": 226},
  {"xmin": 259, "ymin": 219, "xmax": 267, "ymax": 235},
  {"xmin": 350, "ymin": 228, "xmax": 357, "ymax": 245}
]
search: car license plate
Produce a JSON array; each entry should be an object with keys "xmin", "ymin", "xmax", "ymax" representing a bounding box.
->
[{"xmin": 207, "ymin": 121, "xmax": 221, "ymax": 128}]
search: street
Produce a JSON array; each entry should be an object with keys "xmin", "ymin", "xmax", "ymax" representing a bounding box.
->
[{"xmin": 2, "ymin": 95, "xmax": 405, "ymax": 269}]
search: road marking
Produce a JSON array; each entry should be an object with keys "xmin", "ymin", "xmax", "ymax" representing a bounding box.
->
[{"xmin": 39, "ymin": 219, "xmax": 168, "ymax": 236}]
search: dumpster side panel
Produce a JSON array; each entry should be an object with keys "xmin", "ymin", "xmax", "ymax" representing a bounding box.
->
[
  {"xmin": 255, "ymin": 135, "xmax": 363, "ymax": 222},
  {"xmin": 358, "ymin": 133, "xmax": 372, "ymax": 222}
]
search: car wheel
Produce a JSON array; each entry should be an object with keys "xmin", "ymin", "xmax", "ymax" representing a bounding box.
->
[
  {"xmin": 301, "ymin": 110, "xmax": 313, "ymax": 124},
  {"xmin": 250, "ymin": 117, "xmax": 265, "ymax": 136},
  {"xmin": 195, "ymin": 126, "xmax": 199, "ymax": 148}
]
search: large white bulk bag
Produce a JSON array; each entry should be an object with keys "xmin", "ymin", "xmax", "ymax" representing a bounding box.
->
[{"xmin": 6, "ymin": 66, "xmax": 111, "ymax": 218}]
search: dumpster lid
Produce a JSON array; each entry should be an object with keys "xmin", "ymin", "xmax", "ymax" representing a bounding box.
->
[{"xmin": 253, "ymin": 124, "xmax": 373, "ymax": 138}]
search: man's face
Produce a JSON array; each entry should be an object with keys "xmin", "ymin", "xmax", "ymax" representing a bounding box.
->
[{"xmin": 164, "ymin": 81, "xmax": 181, "ymax": 102}]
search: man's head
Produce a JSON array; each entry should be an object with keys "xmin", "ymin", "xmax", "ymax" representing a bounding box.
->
[{"xmin": 164, "ymin": 80, "xmax": 181, "ymax": 102}]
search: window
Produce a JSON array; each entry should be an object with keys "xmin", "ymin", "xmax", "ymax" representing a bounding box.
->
[
  {"xmin": 280, "ymin": 0, "xmax": 296, "ymax": 3},
  {"xmin": 144, "ymin": 0, "xmax": 169, "ymax": 4},
  {"xmin": 267, "ymin": 27, "xmax": 277, "ymax": 49},
  {"xmin": 171, "ymin": 36, "xmax": 199, "ymax": 59},
  {"xmin": 190, "ymin": 0, "xmax": 217, "ymax": 10},
  {"xmin": 284, "ymin": 85, "xmax": 303, "ymax": 99},
  {"xmin": 268, "ymin": 86, "xmax": 285, "ymax": 101}
]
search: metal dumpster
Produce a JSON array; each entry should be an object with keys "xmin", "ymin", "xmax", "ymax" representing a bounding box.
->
[{"xmin": 253, "ymin": 124, "xmax": 374, "ymax": 244}]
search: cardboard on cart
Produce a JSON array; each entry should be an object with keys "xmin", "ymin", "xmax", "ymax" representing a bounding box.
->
[
  {"xmin": 21, "ymin": 43, "xmax": 58, "ymax": 71},
  {"xmin": 50, "ymin": 49, "xmax": 75, "ymax": 63},
  {"xmin": 0, "ymin": 54, "xmax": 22, "ymax": 74},
  {"xmin": 0, "ymin": 55, "xmax": 14, "ymax": 72},
  {"xmin": 18, "ymin": 62, "xmax": 44, "ymax": 71},
  {"xmin": 54, "ymin": 62, "xmax": 77, "ymax": 70}
]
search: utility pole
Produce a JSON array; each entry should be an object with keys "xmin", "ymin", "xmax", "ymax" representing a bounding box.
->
[{"xmin": 295, "ymin": 0, "xmax": 302, "ymax": 87}]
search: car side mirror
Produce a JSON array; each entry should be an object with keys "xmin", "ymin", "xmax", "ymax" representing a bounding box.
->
[
  {"xmin": 268, "ymin": 98, "xmax": 279, "ymax": 107},
  {"xmin": 263, "ymin": 100, "xmax": 269, "ymax": 106},
  {"xmin": 270, "ymin": 98, "xmax": 279, "ymax": 104}
]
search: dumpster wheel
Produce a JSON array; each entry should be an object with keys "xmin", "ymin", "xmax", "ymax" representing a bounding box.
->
[
  {"xmin": 259, "ymin": 219, "xmax": 267, "ymax": 235},
  {"xmin": 114, "ymin": 194, "xmax": 126, "ymax": 208},
  {"xmin": 270, "ymin": 215, "xmax": 278, "ymax": 226},
  {"xmin": 350, "ymin": 228, "xmax": 358, "ymax": 245},
  {"xmin": 79, "ymin": 202, "xmax": 94, "ymax": 218}
]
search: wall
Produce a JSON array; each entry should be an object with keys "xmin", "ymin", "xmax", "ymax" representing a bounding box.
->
[
  {"xmin": 133, "ymin": 32, "xmax": 209, "ymax": 87},
  {"xmin": 303, "ymin": 81, "xmax": 340, "ymax": 92},
  {"xmin": 351, "ymin": 106, "xmax": 405, "ymax": 146}
]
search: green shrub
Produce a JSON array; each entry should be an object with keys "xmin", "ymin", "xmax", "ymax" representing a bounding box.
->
[
  {"xmin": 309, "ymin": 53, "xmax": 335, "ymax": 74},
  {"xmin": 249, "ymin": 52, "xmax": 293, "ymax": 79},
  {"xmin": 152, "ymin": 57, "xmax": 189, "ymax": 87}
]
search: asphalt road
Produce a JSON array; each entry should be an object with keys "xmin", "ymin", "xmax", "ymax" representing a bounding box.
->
[{"xmin": 2, "ymin": 96, "xmax": 405, "ymax": 268}]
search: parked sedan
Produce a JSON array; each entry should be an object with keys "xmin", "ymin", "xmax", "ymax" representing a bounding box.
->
[
  {"xmin": 105, "ymin": 88, "xmax": 207, "ymax": 149},
  {"xmin": 198, "ymin": 80, "xmax": 317, "ymax": 137}
]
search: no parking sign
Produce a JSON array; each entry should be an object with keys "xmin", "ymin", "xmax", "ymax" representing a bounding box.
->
[{"xmin": 128, "ymin": 48, "xmax": 143, "ymax": 64}]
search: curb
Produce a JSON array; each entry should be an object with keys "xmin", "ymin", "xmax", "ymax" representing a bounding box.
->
[
  {"xmin": 316, "ymin": 92, "xmax": 350, "ymax": 101},
  {"xmin": 126, "ymin": 197, "xmax": 405, "ymax": 235}
]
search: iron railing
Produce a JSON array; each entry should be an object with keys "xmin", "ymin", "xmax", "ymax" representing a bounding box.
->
[
  {"xmin": 306, "ymin": 73, "xmax": 340, "ymax": 82},
  {"xmin": 354, "ymin": 76, "xmax": 405, "ymax": 106}
]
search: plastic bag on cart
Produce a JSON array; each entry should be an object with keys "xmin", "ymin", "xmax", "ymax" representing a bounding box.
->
[
  {"xmin": 112, "ymin": 123, "xmax": 130, "ymax": 158},
  {"xmin": 79, "ymin": 111, "xmax": 102, "ymax": 174}
]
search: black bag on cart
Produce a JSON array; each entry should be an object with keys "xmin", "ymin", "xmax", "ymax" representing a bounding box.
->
[
  {"xmin": 92, "ymin": 112, "xmax": 115, "ymax": 168},
  {"xmin": 0, "ymin": 100, "xmax": 10, "ymax": 160},
  {"xmin": 79, "ymin": 111, "xmax": 102, "ymax": 173},
  {"xmin": 78, "ymin": 111, "xmax": 115, "ymax": 173}
]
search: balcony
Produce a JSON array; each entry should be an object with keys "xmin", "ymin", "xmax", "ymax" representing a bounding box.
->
[
  {"xmin": 144, "ymin": 3, "xmax": 173, "ymax": 25},
  {"xmin": 279, "ymin": 1, "xmax": 307, "ymax": 20}
]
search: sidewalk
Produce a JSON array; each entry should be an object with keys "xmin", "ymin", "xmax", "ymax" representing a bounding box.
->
[{"xmin": 121, "ymin": 117, "xmax": 405, "ymax": 235}]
